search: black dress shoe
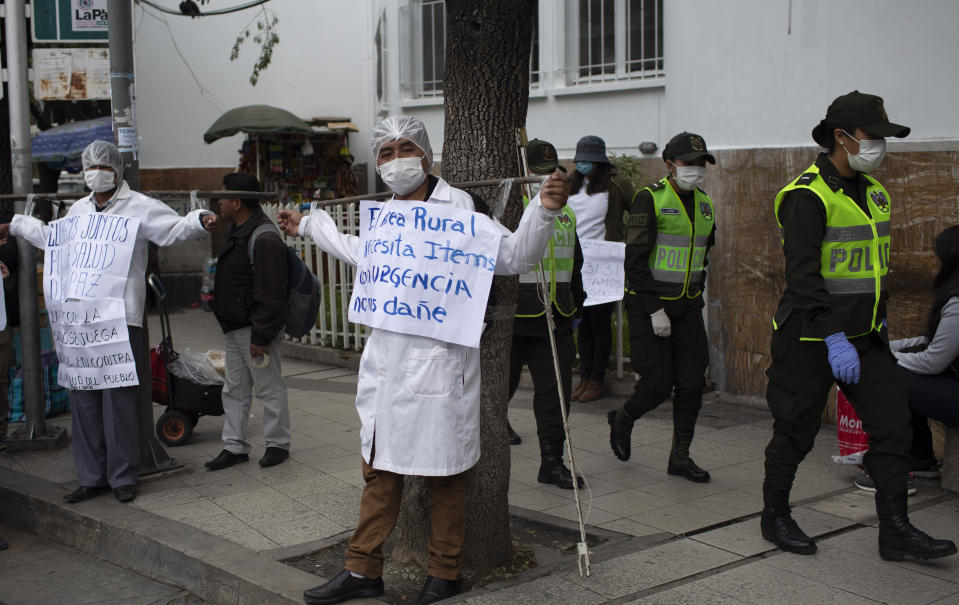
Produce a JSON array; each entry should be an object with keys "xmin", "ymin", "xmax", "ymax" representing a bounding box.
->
[
  {"xmin": 63, "ymin": 485, "xmax": 110, "ymax": 504},
  {"xmin": 259, "ymin": 446, "xmax": 289, "ymax": 467},
  {"xmin": 303, "ymin": 569, "xmax": 384, "ymax": 605},
  {"xmin": 667, "ymin": 455, "xmax": 711, "ymax": 483},
  {"xmin": 205, "ymin": 449, "xmax": 249, "ymax": 471},
  {"xmin": 417, "ymin": 575, "xmax": 462, "ymax": 605},
  {"xmin": 114, "ymin": 485, "xmax": 137, "ymax": 502},
  {"xmin": 507, "ymin": 423, "xmax": 522, "ymax": 446}
]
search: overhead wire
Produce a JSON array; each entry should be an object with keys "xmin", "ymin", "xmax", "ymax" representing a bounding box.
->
[
  {"xmin": 135, "ymin": 3, "xmax": 228, "ymax": 113},
  {"xmin": 135, "ymin": 0, "xmax": 272, "ymax": 17}
]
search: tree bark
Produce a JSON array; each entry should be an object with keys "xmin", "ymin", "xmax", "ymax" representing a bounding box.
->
[{"xmin": 389, "ymin": 0, "xmax": 535, "ymax": 578}]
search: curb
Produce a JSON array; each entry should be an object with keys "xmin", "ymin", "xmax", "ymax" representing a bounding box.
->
[{"xmin": 0, "ymin": 467, "xmax": 323, "ymax": 605}]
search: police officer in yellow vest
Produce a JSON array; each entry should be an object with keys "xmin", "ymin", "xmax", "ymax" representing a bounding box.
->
[
  {"xmin": 607, "ymin": 132, "xmax": 716, "ymax": 483},
  {"xmin": 760, "ymin": 91, "xmax": 955, "ymax": 561},
  {"xmin": 507, "ymin": 139, "xmax": 585, "ymax": 489}
]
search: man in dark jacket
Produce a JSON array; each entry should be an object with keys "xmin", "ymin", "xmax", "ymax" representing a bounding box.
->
[{"xmin": 206, "ymin": 172, "xmax": 291, "ymax": 470}]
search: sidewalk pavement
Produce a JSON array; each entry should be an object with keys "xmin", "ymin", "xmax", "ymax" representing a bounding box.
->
[{"xmin": 0, "ymin": 307, "xmax": 956, "ymax": 604}]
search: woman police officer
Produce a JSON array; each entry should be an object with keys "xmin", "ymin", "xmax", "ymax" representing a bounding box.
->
[{"xmin": 759, "ymin": 91, "xmax": 956, "ymax": 561}]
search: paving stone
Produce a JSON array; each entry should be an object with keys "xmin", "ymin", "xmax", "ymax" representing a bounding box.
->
[
  {"xmin": 595, "ymin": 517, "xmax": 665, "ymax": 538},
  {"xmin": 693, "ymin": 559, "xmax": 879, "ymax": 605},
  {"xmin": 562, "ymin": 538, "xmax": 740, "ymax": 599},
  {"xmin": 588, "ymin": 486, "xmax": 674, "ymax": 517},
  {"xmin": 623, "ymin": 582, "xmax": 750, "ymax": 604},
  {"xmin": 687, "ymin": 489, "xmax": 762, "ymax": 518},
  {"xmin": 630, "ymin": 501, "xmax": 730, "ymax": 534},
  {"xmin": 464, "ymin": 575, "xmax": 605, "ymax": 604},
  {"xmin": 762, "ymin": 540, "xmax": 959, "ymax": 604}
]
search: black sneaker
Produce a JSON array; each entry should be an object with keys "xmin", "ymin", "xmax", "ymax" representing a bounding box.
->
[
  {"xmin": 854, "ymin": 472, "xmax": 916, "ymax": 496},
  {"xmin": 908, "ymin": 456, "xmax": 941, "ymax": 479}
]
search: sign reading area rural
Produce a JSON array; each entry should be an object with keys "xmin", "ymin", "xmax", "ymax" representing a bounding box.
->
[
  {"xmin": 349, "ymin": 200, "xmax": 500, "ymax": 348},
  {"xmin": 43, "ymin": 214, "xmax": 140, "ymax": 390},
  {"xmin": 580, "ymin": 239, "xmax": 626, "ymax": 306}
]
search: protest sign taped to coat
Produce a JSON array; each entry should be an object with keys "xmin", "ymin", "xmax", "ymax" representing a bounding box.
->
[
  {"xmin": 349, "ymin": 199, "xmax": 500, "ymax": 348},
  {"xmin": 43, "ymin": 213, "xmax": 141, "ymax": 390},
  {"xmin": 580, "ymin": 238, "xmax": 625, "ymax": 306}
]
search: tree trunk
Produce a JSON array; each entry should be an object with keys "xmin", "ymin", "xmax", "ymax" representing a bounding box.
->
[{"xmin": 389, "ymin": 0, "xmax": 535, "ymax": 578}]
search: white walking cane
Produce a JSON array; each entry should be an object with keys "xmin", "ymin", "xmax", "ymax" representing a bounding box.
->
[{"xmin": 511, "ymin": 130, "xmax": 592, "ymax": 577}]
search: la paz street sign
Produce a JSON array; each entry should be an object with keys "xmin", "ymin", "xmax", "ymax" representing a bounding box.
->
[{"xmin": 33, "ymin": 0, "xmax": 108, "ymax": 43}]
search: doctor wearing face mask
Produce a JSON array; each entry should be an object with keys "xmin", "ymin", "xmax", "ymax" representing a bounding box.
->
[
  {"xmin": 278, "ymin": 116, "xmax": 570, "ymax": 605},
  {"xmin": 0, "ymin": 140, "xmax": 217, "ymax": 506},
  {"xmin": 759, "ymin": 91, "xmax": 956, "ymax": 562},
  {"xmin": 608, "ymin": 132, "xmax": 716, "ymax": 485}
]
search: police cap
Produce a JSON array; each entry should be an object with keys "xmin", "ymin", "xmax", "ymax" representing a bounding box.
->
[
  {"xmin": 662, "ymin": 132, "xmax": 715, "ymax": 164},
  {"xmin": 825, "ymin": 91, "xmax": 910, "ymax": 138}
]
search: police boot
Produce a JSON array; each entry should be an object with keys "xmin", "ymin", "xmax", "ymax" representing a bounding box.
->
[
  {"xmin": 607, "ymin": 408, "xmax": 634, "ymax": 461},
  {"xmin": 666, "ymin": 431, "xmax": 710, "ymax": 483},
  {"xmin": 875, "ymin": 491, "xmax": 957, "ymax": 561},
  {"xmin": 538, "ymin": 439, "xmax": 584, "ymax": 489},
  {"xmin": 760, "ymin": 486, "xmax": 816, "ymax": 555}
]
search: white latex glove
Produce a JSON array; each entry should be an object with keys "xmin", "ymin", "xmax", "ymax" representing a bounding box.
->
[{"xmin": 650, "ymin": 308, "xmax": 671, "ymax": 338}]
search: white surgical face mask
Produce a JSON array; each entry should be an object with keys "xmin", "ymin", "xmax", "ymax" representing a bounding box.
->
[
  {"xmin": 377, "ymin": 156, "xmax": 427, "ymax": 196},
  {"xmin": 84, "ymin": 169, "xmax": 116, "ymax": 193},
  {"xmin": 671, "ymin": 164, "xmax": 706, "ymax": 191},
  {"xmin": 841, "ymin": 131, "xmax": 886, "ymax": 173}
]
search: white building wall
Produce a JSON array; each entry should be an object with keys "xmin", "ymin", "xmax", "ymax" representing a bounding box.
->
[
  {"xmin": 132, "ymin": 1, "xmax": 374, "ymax": 170},
  {"xmin": 131, "ymin": 0, "xmax": 959, "ymax": 172}
]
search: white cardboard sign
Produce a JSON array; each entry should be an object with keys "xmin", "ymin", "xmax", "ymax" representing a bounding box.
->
[
  {"xmin": 349, "ymin": 200, "xmax": 500, "ymax": 348},
  {"xmin": 43, "ymin": 213, "xmax": 140, "ymax": 390},
  {"xmin": 580, "ymin": 238, "xmax": 626, "ymax": 306}
]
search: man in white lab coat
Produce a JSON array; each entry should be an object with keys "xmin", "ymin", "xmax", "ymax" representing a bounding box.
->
[
  {"xmin": 280, "ymin": 116, "xmax": 570, "ymax": 605},
  {"xmin": 0, "ymin": 141, "xmax": 216, "ymax": 504}
]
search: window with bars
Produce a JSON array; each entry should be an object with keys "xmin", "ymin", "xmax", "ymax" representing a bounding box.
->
[
  {"xmin": 571, "ymin": 0, "xmax": 663, "ymax": 84},
  {"xmin": 418, "ymin": 0, "xmax": 445, "ymax": 98}
]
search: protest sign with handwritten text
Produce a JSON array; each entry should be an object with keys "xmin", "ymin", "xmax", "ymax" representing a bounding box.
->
[
  {"xmin": 580, "ymin": 238, "xmax": 626, "ymax": 306},
  {"xmin": 43, "ymin": 214, "xmax": 141, "ymax": 390},
  {"xmin": 349, "ymin": 200, "xmax": 500, "ymax": 348}
]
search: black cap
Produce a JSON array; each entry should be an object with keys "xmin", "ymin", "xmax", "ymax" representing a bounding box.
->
[
  {"xmin": 527, "ymin": 139, "xmax": 565, "ymax": 174},
  {"xmin": 573, "ymin": 135, "xmax": 611, "ymax": 164},
  {"xmin": 222, "ymin": 172, "xmax": 260, "ymax": 193},
  {"xmin": 824, "ymin": 91, "xmax": 910, "ymax": 138},
  {"xmin": 662, "ymin": 132, "xmax": 715, "ymax": 164}
]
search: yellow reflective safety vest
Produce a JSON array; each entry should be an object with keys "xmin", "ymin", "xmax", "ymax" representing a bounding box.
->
[
  {"xmin": 516, "ymin": 199, "xmax": 578, "ymax": 318},
  {"xmin": 774, "ymin": 163, "xmax": 891, "ymax": 340},
  {"xmin": 645, "ymin": 178, "xmax": 715, "ymax": 300}
]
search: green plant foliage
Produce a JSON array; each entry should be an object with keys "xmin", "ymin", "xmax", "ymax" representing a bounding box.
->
[
  {"xmin": 609, "ymin": 152, "xmax": 653, "ymax": 190},
  {"xmin": 230, "ymin": 8, "xmax": 280, "ymax": 86}
]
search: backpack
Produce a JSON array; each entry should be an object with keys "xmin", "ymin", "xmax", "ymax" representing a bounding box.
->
[{"xmin": 248, "ymin": 222, "xmax": 323, "ymax": 338}]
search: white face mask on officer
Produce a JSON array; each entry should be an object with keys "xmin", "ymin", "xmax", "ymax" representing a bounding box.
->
[
  {"xmin": 841, "ymin": 130, "xmax": 887, "ymax": 173},
  {"xmin": 84, "ymin": 169, "xmax": 117, "ymax": 193},
  {"xmin": 377, "ymin": 156, "xmax": 427, "ymax": 196},
  {"xmin": 670, "ymin": 163, "xmax": 706, "ymax": 191}
]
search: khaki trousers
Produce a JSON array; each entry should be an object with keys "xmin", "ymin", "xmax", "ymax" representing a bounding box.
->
[{"xmin": 345, "ymin": 457, "xmax": 466, "ymax": 581}]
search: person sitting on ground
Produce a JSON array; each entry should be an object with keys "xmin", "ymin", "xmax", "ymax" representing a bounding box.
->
[
  {"xmin": 0, "ymin": 141, "xmax": 217, "ymax": 505},
  {"xmin": 855, "ymin": 225, "xmax": 959, "ymax": 490},
  {"xmin": 278, "ymin": 115, "xmax": 570, "ymax": 605},
  {"xmin": 205, "ymin": 172, "xmax": 292, "ymax": 472}
]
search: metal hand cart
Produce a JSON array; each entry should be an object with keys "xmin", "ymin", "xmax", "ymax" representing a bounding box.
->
[{"xmin": 148, "ymin": 273, "xmax": 224, "ymax": 446}]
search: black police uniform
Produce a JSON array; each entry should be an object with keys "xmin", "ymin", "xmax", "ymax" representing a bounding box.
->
[
  {"xmin": 760, "ymin": 90, "xmax": 956, "ymax": 562},
  {"xmin": 608, "ymin": 132, "xmax": 716, "ymax": 483}
]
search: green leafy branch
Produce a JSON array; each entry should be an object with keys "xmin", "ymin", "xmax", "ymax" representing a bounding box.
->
[{"xmin": 230, "ymin": 7, "xmax": 280, "ymax": 86}]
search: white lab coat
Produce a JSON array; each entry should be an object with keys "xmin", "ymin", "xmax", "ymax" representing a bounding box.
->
[
  {"xmin": 299, "ymin": 177, "xmax": 559, "ymax": 476},
  {"xmin": 11, "ymin": 181, "xmax": 210, "ymax": 327}
]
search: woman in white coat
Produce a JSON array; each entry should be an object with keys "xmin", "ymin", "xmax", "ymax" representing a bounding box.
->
[{"xmin": 280, "ymin": 116, "xmax": 570, "ymax": 605}]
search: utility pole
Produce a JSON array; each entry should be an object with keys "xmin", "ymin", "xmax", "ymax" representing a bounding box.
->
[
  {"xmin": 107, "ymin": 0, "xmax": 178, "ymax": 474},
  {"xmin": 4, "ymin": 0, "xmax": 67, "ymax": 451}
]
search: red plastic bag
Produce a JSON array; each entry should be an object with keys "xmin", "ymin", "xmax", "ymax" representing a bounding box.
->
[
  {"xmin": 834, "ymin": 388, "xmax": 869, "ymax": 464},
  {"xmin": 150, "ymin": 345, "xmax": 168, "ymax": 406}
]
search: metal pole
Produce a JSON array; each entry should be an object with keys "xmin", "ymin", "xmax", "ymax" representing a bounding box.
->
[
  {"xmin": 5, "ymin": 1, "xmax": 67, "ymax": 451},
  {"xmin": 108, "ymin": 0, "xmax": 178, "ymax": 475}
]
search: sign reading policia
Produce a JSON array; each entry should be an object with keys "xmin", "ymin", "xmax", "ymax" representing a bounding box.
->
[{"xmin": 350, "ymin": 200, "xmax": 501, "ymax": 349}]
